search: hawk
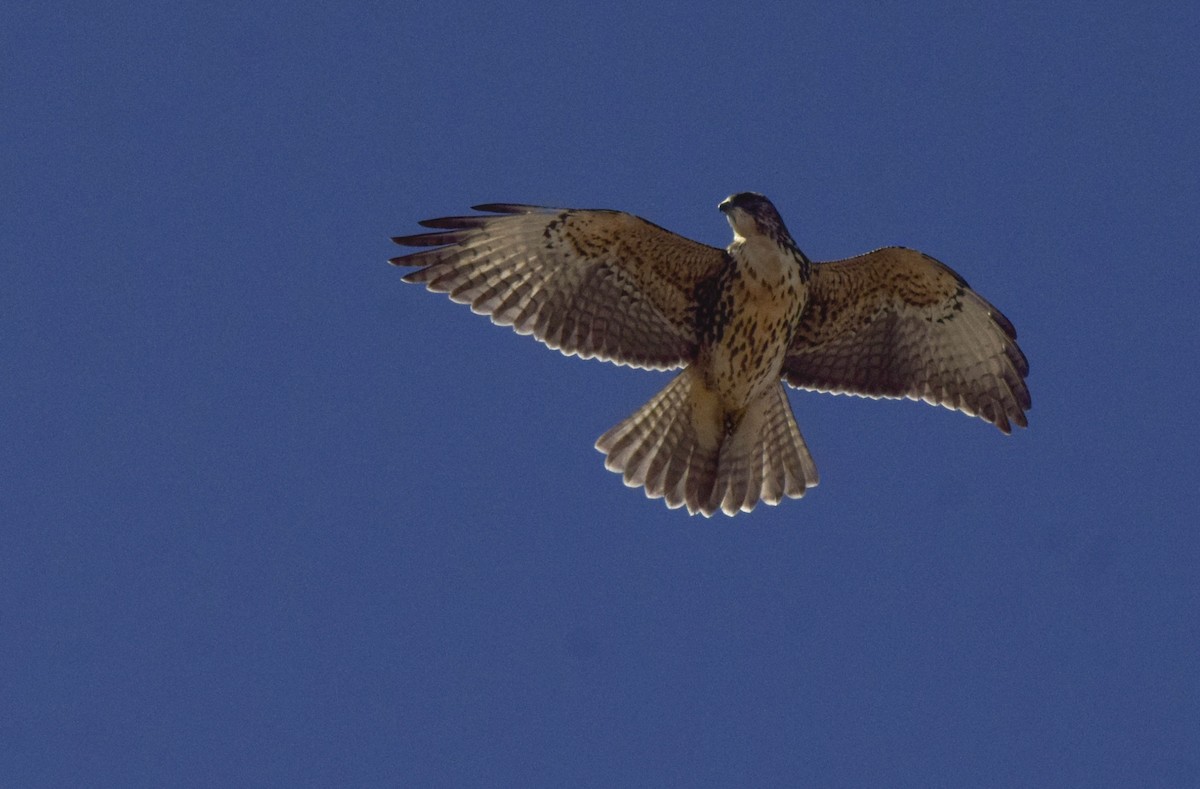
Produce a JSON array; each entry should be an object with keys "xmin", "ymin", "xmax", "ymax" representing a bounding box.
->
[{"xmin": 390, "ymin": 193, "xmax": 1029, "ymax": 516}]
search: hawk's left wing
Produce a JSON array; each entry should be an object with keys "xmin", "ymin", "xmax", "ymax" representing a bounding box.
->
[
  {"xmin": 391, "ymin": 205, "xmax": 728, "ymax": 370},
  {"xmin": 782, "ymin": 246, "xmax": 1030, "ymax": 432}
]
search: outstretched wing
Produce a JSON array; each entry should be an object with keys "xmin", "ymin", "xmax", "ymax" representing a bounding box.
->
[
  {"xmin": 391, "ymin": 204, "xmax": 728, "ymax": 370},
  {"xmin": 783, "ymin": 247, "xmax": 1030, "ymax": 432}
]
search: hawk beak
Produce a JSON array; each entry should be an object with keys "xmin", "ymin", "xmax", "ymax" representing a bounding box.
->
[{"xmin": 718, "ymin": 198, "xmax": 732, "ymax": 213}]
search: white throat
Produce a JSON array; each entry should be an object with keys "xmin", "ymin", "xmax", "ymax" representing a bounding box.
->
[{"xmin": 730, "ymin": 234, "xmax": 795, "ymax": 285}]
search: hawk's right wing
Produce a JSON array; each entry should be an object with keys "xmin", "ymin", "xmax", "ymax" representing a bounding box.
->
[
  {"xmin": 783, "ymin": 246, "xmax": 1030, "ymax": 432},
  {"xmin": 391, "ymin": 205, "xmax": 728, "ymax": 370}
]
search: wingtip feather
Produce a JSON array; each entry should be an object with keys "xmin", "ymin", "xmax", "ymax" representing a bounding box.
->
[{"xmin": 470, "ymin": 203, "xmax": 552, "ymax": 214}]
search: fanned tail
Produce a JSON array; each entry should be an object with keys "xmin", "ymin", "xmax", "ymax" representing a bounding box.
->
[{"xmin": 596, "ymin": 369, "xmax": 818, "ymax": 516}]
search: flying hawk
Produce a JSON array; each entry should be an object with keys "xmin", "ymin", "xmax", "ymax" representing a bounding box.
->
[{"xmin": 390, "ymin": 193, "xmax": 1029, "ymax": 516}]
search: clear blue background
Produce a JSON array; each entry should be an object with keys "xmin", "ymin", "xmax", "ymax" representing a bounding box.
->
[{"xmin": 5, "ymin": 2, "xmax": 1198, "ymax": 786}]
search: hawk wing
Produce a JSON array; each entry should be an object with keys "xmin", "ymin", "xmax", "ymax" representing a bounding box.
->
[
  {"xmin": 783, "ymin": 247, "xmax": 1030, "ymax": 432},
  {"xmin": 391, "ymin": 205, "xmax": 728, "ymax": 370}
]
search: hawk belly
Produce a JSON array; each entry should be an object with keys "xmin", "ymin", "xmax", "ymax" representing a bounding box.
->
[{"xmin": 702, "ymin": 237, "xmax": 808, "ymax": 415}]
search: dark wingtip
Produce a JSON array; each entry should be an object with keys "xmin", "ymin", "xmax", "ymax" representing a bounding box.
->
[
  {"xmin": 1006, "ymin": 341, "xmax": 1030, "ymax": 378},
  {"xmin": 391, "ymin": 230, "xmax": 471, "ymax": 247},
  {"xmin": 418, "ymin": 215, "xmax": 492, "ymax": 229},
  {"xmin": 990, "ymin": 307, "xmax": 1018, "ymax": 340},
  {"xmin": 471, "ymin": 203, "xmax": 552, "ymax": 214}
]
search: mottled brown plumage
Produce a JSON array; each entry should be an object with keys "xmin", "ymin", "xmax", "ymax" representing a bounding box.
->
[
  {"xmin": 390, "ymin": 193, "xmax": 1029, "ymax": 516},
  {"xmin": 396, "ymin": 205, "xmax": 726, "ymax": 370},
  {"xmin": 784, "ymin": 246, "xmax": 1030, "ymax": 433}
]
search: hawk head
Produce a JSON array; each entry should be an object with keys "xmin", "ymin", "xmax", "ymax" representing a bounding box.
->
[{"xmin": 719, "ymin": 192, "xmax": 793, "ymax": 245}]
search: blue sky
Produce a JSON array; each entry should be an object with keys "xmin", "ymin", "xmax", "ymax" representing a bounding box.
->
[{"xmin": 4, "ymin": 1, "xmax": 1198, "ymax": 785}]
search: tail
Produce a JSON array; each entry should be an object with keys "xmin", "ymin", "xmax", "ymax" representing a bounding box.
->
[{"xmin": 595, "ymin": 368, "xmax": 818, "ymax": 517}]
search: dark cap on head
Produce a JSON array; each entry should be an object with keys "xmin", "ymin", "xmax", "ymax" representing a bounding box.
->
[{"xmin": 718, "ymin": 192, "xmax": 774, "ymax": 214}]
